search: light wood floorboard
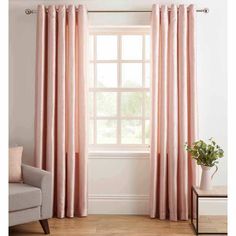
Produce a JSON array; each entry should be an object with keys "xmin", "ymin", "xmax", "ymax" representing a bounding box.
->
[{"xmin": 9, "ymin": 215, "xmax": 227, "ymax": 236}]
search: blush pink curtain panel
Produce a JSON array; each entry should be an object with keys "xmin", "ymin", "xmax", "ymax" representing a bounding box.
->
[
  {"xmin": 150, "ymin": 4, "xmax": 199, "ymax": 221},
  {"xmin": 34, "ymin": 5, "xmax": 88, "ymax": 218}
]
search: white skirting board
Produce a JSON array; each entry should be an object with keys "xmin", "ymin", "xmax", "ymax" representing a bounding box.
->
[
  {"xmin": 88, "ymin": 195, "xmax": 227, "ymax": 215},
  {"xmin": 88, "ymin": 194, "xmax": 149, "ymax": 215}
]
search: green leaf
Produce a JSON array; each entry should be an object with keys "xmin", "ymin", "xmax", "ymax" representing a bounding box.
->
[{"xmin": 185, "ymin": 138, "xmax": 224, "ymax": 166}]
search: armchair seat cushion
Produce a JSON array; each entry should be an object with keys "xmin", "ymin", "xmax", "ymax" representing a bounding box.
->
[{"xmin": 9, "ymin": 183, "xmax": 42, "ymax": 212}]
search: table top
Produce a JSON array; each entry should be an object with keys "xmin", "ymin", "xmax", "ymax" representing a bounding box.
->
[{"xmin": 192, "ymin": 185, "xmax": 227, "ymax": 197}]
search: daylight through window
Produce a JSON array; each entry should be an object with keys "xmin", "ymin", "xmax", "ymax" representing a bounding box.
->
[{"xmin": 88, "ymin": 28, "xmax": 151, "ymax": 150}]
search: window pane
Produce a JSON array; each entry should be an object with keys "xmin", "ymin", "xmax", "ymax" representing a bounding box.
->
[
  {"xmin": 145, "ymin": 35, "xmax": 150, "ymax": 60},
  {"xmin": 89, "ymin": 32, "xmax": 151, "ymax": 147},
  {"xmin": 97, "ymin": 35, "xmax": 117, "ymax": 60},
  {"xmin": 97, "ymin": 63, "xmax": 117, "ymax": 88},
  {"xmin": 145, "ymin": 120, "xmax": 150, "ymax": 144},
  {"xmin": 122, "ymin": 35, "xmax": 142, "ymax": 60},
  {"xmin": 88, "ymin": 92, "xmax": 94, "ymax": 117},
  {"xmin": 96, "ymin": 92, "xmax": 117, "ymax": 117},
  {"xmin": 145, "ymin": 63, "xmax": 150, "ymax": 88},
  {"xmin": 89, "ymin": 63, "xmax": 94, "ymax": 87},
  {"xmin": 145, "ymin": 92, "xmax": 151, "ymax": 118},
  {"xmin": 89, "ymin": 35, "xmax": 94, "ymax": 60},
  {"xmin": 122, "ymin": 63, "xmax": 142, "ymax": 87},
  {"xmin": 89, "ymin": 120, "xmax": 94, "ymax": 144},
  {"xmin": 97, "ymin": 120, "xmax": 117, "ymax": 144},
  {"xmin": 121, "ymin": 120, "xmax": 142, "ymax": 144},
  {"xmin": 121, "ymin": 92, "xmax": 142, "ymax": 117}
]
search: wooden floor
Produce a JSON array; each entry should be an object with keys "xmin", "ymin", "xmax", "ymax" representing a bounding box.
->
[{"xmin": 9, "ymin": 215, "xmax": 227, "ymax": 236}]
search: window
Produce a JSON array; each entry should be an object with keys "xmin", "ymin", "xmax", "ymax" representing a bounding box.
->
[{"xmin": 89, "ymin": 27, "xmax": 150, "ymax": 151}]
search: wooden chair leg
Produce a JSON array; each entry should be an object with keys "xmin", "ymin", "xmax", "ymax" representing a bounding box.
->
[{"xmin": 39, "ymin": 219, "xmax": 50, "ymax": 234}]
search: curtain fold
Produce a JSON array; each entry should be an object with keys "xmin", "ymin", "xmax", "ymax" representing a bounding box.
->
[
  {"xmin": 150, "ymin": 4, "xmax": 199, "ymax": 221},
  {"xmin": 167, "ymin": 4, "xmax": 178, "ymax": 220},
  {"xmin": 35, "ymin": 4, "xmax": 88, "ymax": 218},
  {"xmin": 57, "ymin": 4, "xmax": 66, "ymax": 219}
]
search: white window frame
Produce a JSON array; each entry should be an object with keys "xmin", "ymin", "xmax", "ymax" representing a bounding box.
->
[{"xmin": 89, "ymin": 26, "xmax": 151, "ymax": 152}]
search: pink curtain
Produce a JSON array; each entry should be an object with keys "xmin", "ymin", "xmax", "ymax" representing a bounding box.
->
[
  {"xmin": 34, "ymin": 5, "xmax": 88, "ymax": 218},
  {"xmin": 150, "ymin": 4, "xmax": 199, "ymax": 221}
]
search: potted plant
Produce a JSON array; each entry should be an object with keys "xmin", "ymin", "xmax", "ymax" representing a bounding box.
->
[{"xmin": 185, "ymin": 138, "xmax": 224, "ymax": 190}]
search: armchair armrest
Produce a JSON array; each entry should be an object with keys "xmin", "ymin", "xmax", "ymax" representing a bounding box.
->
[{"xmin": 22, "ymin": 164, "xmax": 53, "ymax": 219}]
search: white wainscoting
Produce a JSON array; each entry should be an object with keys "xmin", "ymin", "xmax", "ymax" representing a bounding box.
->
[
  {"xmin": 88, "ymin": 153, "xmax": 227, "ymax": 215},
  {"xmin": 88, "ymin": 153, "xmax": 150, "ymax": 214}
]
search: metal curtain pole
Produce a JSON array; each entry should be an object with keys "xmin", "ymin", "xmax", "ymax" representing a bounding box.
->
[{"xmin": 25, "ymin": 7, "xmax": 209, "ymax": 15}]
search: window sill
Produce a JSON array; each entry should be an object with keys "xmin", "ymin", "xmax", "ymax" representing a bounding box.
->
[{"xmin": 88, "ymin": 150, "xmax": 150, "ymax": 159}]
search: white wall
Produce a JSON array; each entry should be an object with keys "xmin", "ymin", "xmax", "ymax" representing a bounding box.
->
[{"xmin": 9, "ymin": 0, "xmax": 227, "ymax": 214}]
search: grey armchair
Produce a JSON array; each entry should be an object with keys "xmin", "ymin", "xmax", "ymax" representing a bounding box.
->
[{"xmin": 9, "ymin": 164, "xmax": 53, "ymax": 234}]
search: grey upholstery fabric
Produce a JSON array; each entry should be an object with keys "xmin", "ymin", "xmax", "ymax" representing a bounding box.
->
[
  {"xmin": 9, "ymin": 207, "xmax": 40, "ymax": 227},
  {"xmin": 9, "ymin": 165, "xmax": 53, "ymax": 227},
  {"xmin": 9, "ymin": 183, "xmax": 42, "ymax": 211},
  {"xmin": 22, "ymin": 165, "xmax": 53, "ymax": 219}
]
